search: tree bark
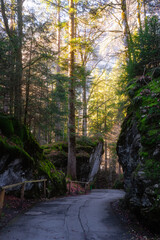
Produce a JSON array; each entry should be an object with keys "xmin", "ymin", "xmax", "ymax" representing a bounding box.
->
[
  {"xmin": 121, "ymin": 0, "xmax": 130, "ymax": 59},
  {"xmin": 104, "ymin": 100, "xmax": 107, "ymax": 170},
  {"xmin": 82, "ymin": 76, "xmax": 87, "ymax": 136},
  {"xmin": 67, "ymin": 0, "xmax": 76, "ymax": 180},
  {"xmin": 121, "ymin": 0, "xmax": 136, "ymax": 63},
  {"xmin": 137, "ymin": 0, "xmax": 142, "ymax": 29},
  {"xmin": 55, "ymin": 0, "xmax": 62, "ymax": 142},
  {"xmin": 14, "ymin": 0, "xmax": 23, "ymax": 121},
  {"xmin": 24, "ymin": 38, "xmax": 33, "ymax": 125},
  {"xmin": 143, "ymin": 0, "xmax": 147, "ymax": 24},
  {"xmin": 56, "ymin": 0, "xmax": 61, "ymax": 74}
]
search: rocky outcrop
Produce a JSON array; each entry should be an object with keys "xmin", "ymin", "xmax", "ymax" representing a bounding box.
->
[
  {"xmin": 44, "ymin": 137, "xmax": 103, "ymax": 182},
  {"xmin": 117, "ymin": 76, "xmax": 160, "ymax": 231},
  {"xmin": 88, "ymin": 142, "xmax": 103, "ymax": 182},
  {"xmin": 0, "ymin": 114, "xmax": 66, "ymax": 197}
]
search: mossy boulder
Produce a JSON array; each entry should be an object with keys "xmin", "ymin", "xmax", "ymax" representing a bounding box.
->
[
  {"xmin": 0, "ymin": 114, "xmax": 66, "ymax": 198},
  {"xmin": 43, "ymin": 136, "xmax": 101, "ymax": 181},
  {"xmin": 117, "ymin": 76, "xmax": 160, "ymax": 231}
]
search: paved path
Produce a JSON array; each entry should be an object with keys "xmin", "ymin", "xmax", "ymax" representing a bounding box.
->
[{"xmin": 0, "ymin": 190, "xmax": 132, "ymax": 240}]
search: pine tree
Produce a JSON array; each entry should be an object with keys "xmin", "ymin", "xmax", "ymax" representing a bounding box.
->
[{"xmin": 67, "ymin": 0, "xmax": 76, "ymax": 179}]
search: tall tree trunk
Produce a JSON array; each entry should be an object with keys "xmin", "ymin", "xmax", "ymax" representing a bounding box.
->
[
  {"xmin": 24, "ymin": 38, "xmax": 33, "ymax": 125},
  {"xmin": 82, "ymin": 76, "xmax": 87, "ymax": 136},
  {"xmin": 14, "ymin": 0, "xmax": 23, "ymax": 121},
  {"xmin": 9, "ymin": 53, "xmax": 15, "ymax": 115},
  {"xmin": 104, "ymin": 100, "xmax": 107, "ymax": 171},
  {"xmin": 56, "ymin": 0, "xmax": 61, "ymax": 74},
  {"xmin": 137, "ymin": 0, "xmax": 142, "ymax": 29},
  {"xmin": 121, "ymin": 0, "xmax": 136, "ymax": 63},
  {"xmin": 143, "ymin": 0, "xmax": 147, "ymax": 25},
  {"xmin": 81, "ymin": 26, "xmax": 88, "ymax": 137},
  {"xmin": 9, "ymin": 0, "xmax": 15, "ymax": 115},
  {"xmin": 67, "ymin": 0, "xmax": 76, "ymax": 180},
  {"xmin": 104, "ymin": 137, "xmax": 107, "ymax": 170},
  {"xmin": 55, "ymin": 0, "xmax": 62, "ymax": 142},
  {"xmin": 121, "ymin": 0, "xmax": 130, "ymax": 60}
]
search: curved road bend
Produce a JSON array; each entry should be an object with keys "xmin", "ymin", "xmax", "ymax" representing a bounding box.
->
[{"xmin": 0, "ymin": 190, "xmax": 133, "ymax": 240}]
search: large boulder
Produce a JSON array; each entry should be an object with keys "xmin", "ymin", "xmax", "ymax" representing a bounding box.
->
[
  {"xmin": 0, "ymin": 114, "xmax": 66, "ymax": 198},
  {"xmin": 43, "ymin": 136, "xmax": 103, "ymax": 182},
  {"xmin": 117, "ymin": 77, "xmax": 160, "ymax": 231}
]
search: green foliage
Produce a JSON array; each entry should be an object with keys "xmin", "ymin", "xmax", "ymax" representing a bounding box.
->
[
  {"xmin": 123, "ymin": 75, "xmax": 160, "ymax": 181},
  {"xmin": 0, "ymin": 114, "xmax": 14, "ymax": 137},
  {"xmin": 139, "ymin": 151, "xmax": 148, "ymax": 158},
  {"xmin": 40, "ymin": 159, "xmax": 66, "ymax": 196},
  {"xmin": 113, "ymin": 174, "xmax": 124, "ymax": 189},
  {"xmin": 119, "ymin": 14, "xmax": 160, "ymax": 182},
  {"xmin": 127, "ymin": 16, "xmax": 160, "ymax": 79},
  {"xmin": 0, "ymin": 135, "xmax": 34, "ymax": 168},
  {"xmin": 76, "ymin": 136, "xmax": 98, "ymax": 147},
  {"xmin": 10, "ymin": 135, "xmax": 24, "ymax": 148},
  {"xmin": 88, "ymin": 68, "xmax": 125, "ymax": 137},
  {"xmin": 145, "ymin": 159, "xmax": 160, "ymax": 180},
  {"xmin": 40, "ymin": 159, "xmax": 58, "ymax": 180}
]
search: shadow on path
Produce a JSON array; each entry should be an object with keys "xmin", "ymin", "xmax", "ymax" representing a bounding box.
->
[{"xmin": 0, "ymin": 189, "xmax": 133, "ymax": 240}]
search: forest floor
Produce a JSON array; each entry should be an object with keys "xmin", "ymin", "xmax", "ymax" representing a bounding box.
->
[
  {"xmin": 112, "ymin": 200, "xmax": 160, "ymax": 240},
  {"xmin": 1, "ymin": 189, "xmax": 160, "ymax": 240}
]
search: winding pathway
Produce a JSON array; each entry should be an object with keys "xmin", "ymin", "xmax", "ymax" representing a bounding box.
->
[{"xmin": 0, "ymin": 190, "xmax": 132, "ymax": 240}]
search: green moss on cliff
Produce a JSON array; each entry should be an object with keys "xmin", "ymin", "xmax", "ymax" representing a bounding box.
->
[
  {"xmin": 127, "ymin": 77, "xmax": 160, "ymax": 180},
  {"xmin": 0, "ymin": 135, "xmax": 34, "ymax": 169}
]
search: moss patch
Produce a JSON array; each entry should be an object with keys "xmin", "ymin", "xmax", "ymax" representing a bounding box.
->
[
  {"xmin": 0, "ymin": 114, "xmax": 67, "ymax": 197},
  {"xmin": 126, "ymin": 77, "xmax": 160, "ymax": 181}
]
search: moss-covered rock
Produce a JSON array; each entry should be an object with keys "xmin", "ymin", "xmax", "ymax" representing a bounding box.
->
[
  {"xmin": 0, "ymin": 114, "xmax": 66, "ymax": 198},
  {"xmin": 117, "ymin": 76, "xmax": 160, "ymax": 231},
  {"xmin": 43, "ymin": 136, "xmax": 101, "ymax": 181}
]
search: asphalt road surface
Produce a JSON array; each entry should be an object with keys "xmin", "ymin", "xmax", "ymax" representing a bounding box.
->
[{"xmin": 0, "ymin": 189, "xmax": 133, "ymax": 240}]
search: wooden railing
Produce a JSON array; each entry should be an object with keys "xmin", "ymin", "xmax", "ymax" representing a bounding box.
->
[
  {"xmin": 0, "ymin": 179, "xmax": 47, "ymax": 213},
  {"xmin": 0, "ymin": 179, "xmax": 91, "ymax": 214},
  {"xmin": 67, "ymin": 180, "xmax": 91, "ymax": 195}
]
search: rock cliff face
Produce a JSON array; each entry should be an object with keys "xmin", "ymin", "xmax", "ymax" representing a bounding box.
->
[{"xmin": 117, "ymin": 76, "xmax": 160, "ymax": 230}]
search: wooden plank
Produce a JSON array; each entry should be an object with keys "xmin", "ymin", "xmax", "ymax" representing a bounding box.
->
[
  {"xmin": 2, "ymin": 179, "xmax": 47, "ymax": 190},
  {"xmin": 25, "ymin": 179, "xmax": 47, "ymax": 184},
  {"xmin": 0, "ymin": 179, "xmax": 48, "ymax": 212},
  {"xmin": 68, "ymin": 181, "xmax": 71, "ymax": 194},
  {"xmin": 3, "ymin": 182, "xmax": 24, "ymax": 190},
  {"xmin": 0, "ymin": 189, "xmax": 5, "ymax": 211},
  {"xmin": 44, "ymin": 181, "xmax": 46, "ymax": 198}
]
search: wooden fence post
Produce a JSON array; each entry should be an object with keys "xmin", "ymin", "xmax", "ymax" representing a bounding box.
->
[
  {"xmin": 0, "ymin": 189, "xmax": 5, "ymax": 214},
  {"xmin": 77, "ymin": 183, "xmax": 79, "ymax": 194},
  {"xmin": 21, "ymin": 183, "xmax": 25, "ymax": 201},
  {"xmin": 69, "ymin": 181, "xmax": 70, "ymax": 194},
  {"xmin": 44, "ymin": 180, "xmax": 46, "ymax": 198},
  {"xmin": 84, "ymin": 183, "xmax": 86, "ymax": 194}
]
